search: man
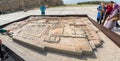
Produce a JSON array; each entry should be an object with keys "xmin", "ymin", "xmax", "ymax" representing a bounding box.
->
[
  {"xmin": 102, "ymin": 1, "xmax": 114, "ymax": 25},
  {"xmin": 40, "ymin": 4, "xmax": 46, "ymax": 15}
]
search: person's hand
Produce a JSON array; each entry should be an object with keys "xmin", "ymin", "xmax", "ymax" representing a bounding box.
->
[
  {"xmin": 0, "ymin": 39, "xmax": 2, "ymax": 44},
  {"xmin": 7, "ymin": 30, "xmax": 10, "ymax": 32},
  {"xmin": 106, "ymin": 17, "xmax": 109, "ymax": 21},
  {"xmin": 102, "ymin": 9, "xmax": 104, "ymax": 11}
]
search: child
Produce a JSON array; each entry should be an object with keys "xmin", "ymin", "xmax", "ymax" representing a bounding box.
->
[{"xmin": 97, "ymin": 2, "xmax": 106, "ymax": 24}]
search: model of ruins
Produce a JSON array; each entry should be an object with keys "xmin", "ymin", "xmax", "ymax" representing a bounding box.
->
[{"xmin": 4, "ymin": 16, "xmax": 103, "ymax": 55}]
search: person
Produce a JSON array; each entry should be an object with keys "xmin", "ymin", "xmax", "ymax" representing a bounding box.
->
[
  {"xmin": 40, "ymin": 4, "xmax": 46, "ymax": 15},
  {"xmin": 104, "ymin": 4, "xmax": 120, "ymax": 30},
  {"xmin": 97, "ymin": 2, "xmax": 106, "ymax": 24},
  {"xmin": 102, "ymin": 1, "xmax": 114, "ymax": 25},
  {"xmin": 0, "ymin": 29, "xmax": 10, "ymax": 60},
  {"xmin": 0, "ymin": 39, "xmax": 9, "ymax": 60},
  {"xmin": 0, "ymin": 39, "xmax": 4, "ymax": 60}
]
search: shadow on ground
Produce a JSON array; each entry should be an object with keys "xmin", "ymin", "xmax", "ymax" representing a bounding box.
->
[{"xmin": 14, "ymin": 39, "xmax": 98, "ymax": 61}]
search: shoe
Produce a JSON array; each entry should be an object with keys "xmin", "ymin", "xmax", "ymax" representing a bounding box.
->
[
  {"xmin": 1, "ymin": 55, "xmax": 9, "ymax": 60},
  {"xmin": 116, "ymin": 26, "xmax": 120, "ymax": 28}
]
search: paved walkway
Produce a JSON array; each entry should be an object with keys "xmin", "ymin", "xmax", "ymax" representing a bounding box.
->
[
  {"xmin": 0, "ymin": 5, "xmax": 120, "ymax": 61},
  {"xmin": 0, "ymin": 6, "xmax": 97, "ymax": 25}
]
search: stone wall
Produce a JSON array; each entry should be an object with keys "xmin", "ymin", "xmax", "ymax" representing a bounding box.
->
[
  {"xmin": 0, "ymin": 0, "xmax": 63, "ymax": 14},
  {"xmin": 44, "ymin": 0, "xmax": 63, "ymax": 6}
]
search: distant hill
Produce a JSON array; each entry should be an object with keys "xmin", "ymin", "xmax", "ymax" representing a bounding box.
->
[{"xmin": 77, "ymin": 1, "xmax": 109, "ymax": 5}]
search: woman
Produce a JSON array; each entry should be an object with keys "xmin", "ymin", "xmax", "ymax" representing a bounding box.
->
[
  {"xmin": 104, "ymin": 4, "xmax": 120, "ymax": 30},
  {"xmin": 97, "ymin": 2, "xmax": 106, "ymax": 24}
]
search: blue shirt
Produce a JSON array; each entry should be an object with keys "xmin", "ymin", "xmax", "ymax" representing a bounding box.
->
[
  {"xmin": 97, "ymin": 5, "xmax": 106, "ymax": 19},
  {"xmin": 40, "ymin": 5, "xmax": 46, "ymax": 11}
]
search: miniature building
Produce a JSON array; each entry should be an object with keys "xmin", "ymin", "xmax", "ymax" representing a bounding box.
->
[{"xmin": 4, "ymin": 16, "xmax": 103, "ymax": 55}]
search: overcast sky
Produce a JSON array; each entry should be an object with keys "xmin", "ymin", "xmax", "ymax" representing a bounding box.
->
[{"xmin": 63, "ymin": 0, "xmax": 120, "ymax": 4}]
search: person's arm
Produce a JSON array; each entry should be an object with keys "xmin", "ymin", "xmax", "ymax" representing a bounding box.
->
[
  {"xmin": 104, "ymin": 6, "xmax": 107, "ymax": 14},
  {"xmin": 108, "ymin": 9, "xmax": 118, "ymax": 20},
  {"xmin": 40, "ymin": 6, "xmax": 42, "ymax": 10},
  {"xmin": 0, "ymin": 29, "xmax": 7, "ymax": 33},
  {"xmin": 0, "ymin": 29, "xmax": 10, "ymax": 33},
  {"xmin": 97, "ymin": 6, "xmax": 102, "ymax": 11},
  {"xmin": 43, "ymin": 6, "xmax": 46, "ymax": 10},
  {"xmin": 45, "ymin": 6, "xmax": 46, "ymax": 10},
  {"xmin": 104, "ymin": 6, "xmax": 107, "ymax": 11},
  {"xmin": 0, "ymin": 39, "xmax": 2, "ymax": 44}
]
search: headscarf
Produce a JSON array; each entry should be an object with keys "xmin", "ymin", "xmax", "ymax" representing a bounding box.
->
[{"xmin": 112, "ymin": 4, "xmax": 119, "ymax": 12}]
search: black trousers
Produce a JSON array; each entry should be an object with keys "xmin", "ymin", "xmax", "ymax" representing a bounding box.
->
[
  {"xmin": 102, "ymin": 13, "xmax": 110, "ymax": 25},
  {"xmin": 116, "ymin": 21, "xmax": 120, "ymax": 27},
  {"xmin": 0, "ymin": 44, "xmax": 4, "ymax": 59}
]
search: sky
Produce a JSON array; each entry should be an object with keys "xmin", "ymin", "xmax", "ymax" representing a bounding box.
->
[{"xmin": 63, "ymin": 0, "xmax": 120, "ymax": 4}]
